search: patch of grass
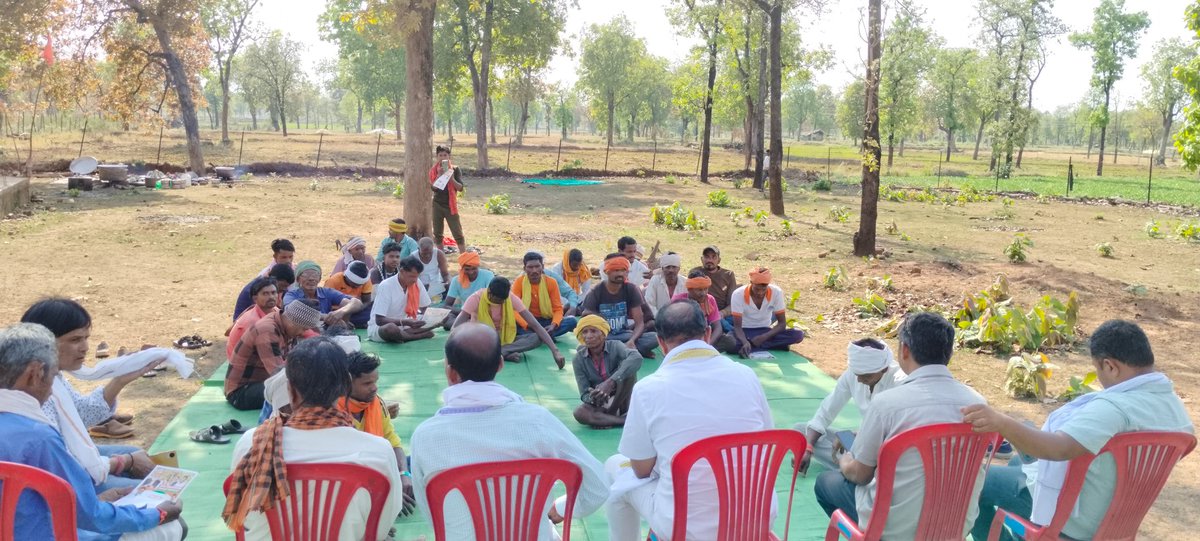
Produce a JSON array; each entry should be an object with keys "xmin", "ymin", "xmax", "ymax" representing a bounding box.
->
[
  {"xmin": 1095, "ymin": 242, "xmax": 1114, "ymax": 258},
  {"xmin": 813, "ymin": 177, "xmax": 832, "ymax": 191},
  {"xmin": 823, "ymin": 266, "xmax": 849, "ymax": 291}
]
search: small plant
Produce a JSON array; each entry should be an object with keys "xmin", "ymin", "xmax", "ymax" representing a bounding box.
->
[
  {"xmin": 485, "ymin": 193, "xmax": 511, "ymax": 214},
  {"xmin": 1095, "ymin": 242, "xmax": 1114, "ymax": 258},
  {"xmin": 899, "ymin": 232, "xmax": 911, "ymax": 241},
  {"xmin": 779, "ymin": 219, "xmax": 796, "ymax": 237},
  {"xmin": 1145, "ymin": 220, "xmax": 1164, "ymax": 239},
  {"xmin": 1002, "ymin": 197, "xmax": 1015, "ymax": 207},
  {"xmin": 732, "ymin": 177, "xmax": 748, "ymax": 189},
  {"xmin": 954, "ymin": 274, "xmax": 1080, "ymax": 354},
  {"xmin": 885, "ymin": 221, "xmax": 900, "ymax": 235},
  {"xmin": 994, "ymin": 198, "xmax": 1017, "ymax": 220},
  {"xmin": 753, "ymin": 210, "xmax": 769, "ymax": 227},
  {"xmin": 742, "ymin": 206, "xmax": 755, "ymax": 218},
  {"xmin": 1005, "ymin": 234, "xmax": 1033, "ymax": 263},
  {"xmin": 650, "ymin": 201, "xmax": 707, "ymax": 231},
  {"xmin": 729, "ymin": 211, "xmax": 742, "ymax": 225},
  {"xmin": 870, "ymin": 275, "xmax": 894, "ymax": 292},
  {"xmin": 309, "ymin": 179, "xmax": 321, "ymax": 191},
  {"xmin": 67, "ymin": 188, "xmax": 80, "ymax": 198},
  {"xmin": 1004, "ymin": 353, "xmax": 1057, "ymax": 399},
  {"xmin": 823, "ymin": 266, "xmax": 849, "ymax": 291},
  {"xmin": 561, "ymin": 158, "xmax": 584, "ymax": 171},
  {"xmin": 828, "ymin": 205, "xmax": 850, "ymax": 223},
  {"xmin": 664, "ymin": 175, "xmax": 677, "ymax": 184},
  {"xmin": 1176, "ymin": 222, "xmax": 1200, "ymax": 241},
  {"xmin": 813, "ymin": 177, "xmax": 832, "ymax": 191},
  {"xmin": 1059, "ymin": 371, "xmax": 1099, "ymax": 402},
  {"xmin": 706, "ymin": 190, "xmax": 733, "ymax": 208},
  {"xmin": 786, "ymin": 290, "xmax": 802, "ymax": 311},
  {"xmin": 852, "ymin": 292, "xmax": 889, "ymax": 318},
  {"xmin": 392, "ymin": 182, "xmax": 404, "ymax": 199}
]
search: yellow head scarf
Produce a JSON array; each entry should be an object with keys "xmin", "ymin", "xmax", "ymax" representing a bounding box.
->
[{"xmin": 574, "ymin": 314, "xmax": 612, "ymax": 342}]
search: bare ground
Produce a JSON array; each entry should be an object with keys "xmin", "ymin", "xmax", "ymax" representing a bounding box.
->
[{"xmin": 1, "ymin": 172, "xmax": 1198, "ymax": 539}]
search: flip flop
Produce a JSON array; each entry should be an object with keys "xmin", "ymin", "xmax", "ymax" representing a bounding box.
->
[
  {"xmin": 113, "ymin": 412, "xmax": 134, "ymax": 425},
  {"xmin": 220, "ymin": 419, "xmax": 248, "ymax": 434},
  {"xmin": 173, "ymin": 336, "xmax": 202, "ymax": 350},
  {"xmin": 191, "ymin": 334, "xmax": 213, "ymax": 347},
  {"xmin": 89, "ymin": 418, "xmax": 134, "ymax": 439},
  {"xmin": 95, "ymin": 341, "xmax": 110, "ymax": 358},
  {"xmin": 189, "ymin": 425, "xmax": 230, "ymax": 444}
]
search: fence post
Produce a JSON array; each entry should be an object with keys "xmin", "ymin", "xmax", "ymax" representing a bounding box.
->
[
  {"xmin": 374, "ymin": 132, "xmax": 382, "ymax": 170},
  {"xmin": 506, "ymin": 136, "xmax": 513, "ymax": 171},
  {"xmin": 315, "ymin": 132, "xmax": 324, "ymax": 170},
  {"xmin": 652, "ymin": 140, "xmax": 657, "ymax": 171},
  {"xmin": 555, "ymin": 138, "xmax": 563, "ymax": 172},
  {"xmin": 1067, "ymin": 157, "xmax": 1074, "ymax": 195},
  {"xmin": 155, "ymin": 124, "xmax": 165, "ymax": 165},
  {"xmin": 77, "ymin": 118, "xmax": 88, "ymax": 158},
  {"xmin": 1147, "ymin": 154, "xmax": 1154, "ymax": 204},
  {"xmin": 604, "ymin": 138, "xmax": 611, "ymax": 173},
  {"xmin": 826, "ymin": 147, "xmax": 831, "ymax": 180},
  {"xmin": 786, "ymin": 146, "xmax": 791, "ymax": 170},
  {"xmin": 937, "ymin": 161, "xmax": 942, "ymax": 189}
]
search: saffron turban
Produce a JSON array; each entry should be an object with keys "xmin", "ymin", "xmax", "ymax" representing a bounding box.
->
[
  {"xmin": 685, "ymin": 276, "xmax": 712, "ymax": 289},
  {"xmin": 748, "ymin": 267, "xmax": 772, "ymax": 285},
  {"xmin": 604, "ymin": 257, "xmax": 631, "ymax": 273}
]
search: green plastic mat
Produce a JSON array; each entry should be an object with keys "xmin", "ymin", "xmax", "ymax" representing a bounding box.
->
[
  {"xmin": 152, "ymin": 330, "xmax": 859, "ymax": 541},
  {"xmin": 521, "ymin": 178, "xmax": 604, "ymax": 186}
]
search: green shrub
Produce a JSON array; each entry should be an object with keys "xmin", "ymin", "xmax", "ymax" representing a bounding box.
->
[
  {"xmin": 823, "ymin": 266, "xmax": 848, "ymax": 291},
  {"xmin": 753, "ymin": 210, "xmax": 769, "ymax": 227},
  {"xmin": 485, "ymin": 193, "xmax": 511, "ymax": 214},
  {"xmin": 1005, "ymin": 234, "xmax": 1033, "ymax": 263},
  {"xmin": 650, "ymin": 201, "xmax": 707, "ymax": 231},
  {"xmin": 1059, "ymin": 371, "xmax": 1099, "ymax": 402},
  {"xmin": 1095, "ymin": 242, "xmax": 1114, "ymax": 258},
  {"xmin": 954, "ymin": 274, "xmax": 1079, "ymax": 354},
  {"xmin": 852, "ymin": 292, "xmax": 888, "ymax": 318},
  {"xmin": 1005, "ymin": 353, "xmax": 1056, "ymax": 399},
  {"xmin": 1176, "ymin": 222, "xmax": 1200, "ymax": 241},
  {"xmin": 813, "ymin": 177, "xmax": 832, "ymax": 191},
  {"xmin": 706, "ymin": 190, "xmax": 733, "ymax": 208},
  {"xmin": 1145, "ymin": 220, "xmax": 1164, "ymax": 238},
  {"xmin": 779, "ymin": 219, "xmax": 796, "ymax": 237},
  {"xmin": 828, "ymin": 205, "xmax": 850, "ymax": 223},
  {"xmin": 664, "ymin": 175, "xmax": 677, "ymax": 184},
  {"xmin": 561, "ymin": 158, "xmax": 584, "ymax": 171},
  {"xmin": 392, "ymin": 182, "xmax": 404, "ymax": 199}
]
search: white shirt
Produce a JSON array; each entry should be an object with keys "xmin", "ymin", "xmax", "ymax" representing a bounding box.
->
[
  {"xmin": 417, "ymin": 251, "xmax": 445, "ymax": 298},
  {"xmin": 806, "ymin": 364, "xmax": 905, "ymax": 435},
  {"xmin": 730, "ymin": 284, "xmax": 786, "ymax": 329},
  {"xmin": 368, "ymin": 276, "xmax": 431, "ymax": 341},
  {"xmin": 549, "ymin": 262, "xmax": 594, "ymax": 296},
  {"xmin": 849, "ymin": 364, "xmax": 986, "ymax": 539},
  {"xmin": 410, "ymin": 394, "xmax": 609, "ymax": 541},
  {"xmin": 230, "ymin": 426, "xmax": 403, "ymax": 541},
  {"xmin": 618, "ymin": 340, "xmax": 774, "ymax": 538},
  {"xmin": 642, "ymin": 273, "xmax": 686, "ymax": 316}
]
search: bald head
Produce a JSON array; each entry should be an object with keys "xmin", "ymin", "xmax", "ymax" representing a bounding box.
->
[
  {"xmin": 658, "ymin": 300, "xmax": 708, "ymax": 347},
  {"xmin": 445, "ymin": 323, "xmax": 503, "ymax": 382}
]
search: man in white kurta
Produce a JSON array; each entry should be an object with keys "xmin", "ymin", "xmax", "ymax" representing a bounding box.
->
[
  {"xmin": 227, "ymin": 338, "xmax": 403, "ymax": 541},
  {"xmin": 642, "ymin": 253, "xmax": 685, "ymax": 317},
  {"xmin": 796, "ymin": 338, "xmax": 904, "ymax": 472},
  {"xmin": 411, "ymin": 323, "xmax": 609, "ymax": 541},
  {"xmin": 606, "ymin": 300, "xmax": 774, "ymax": 540}
]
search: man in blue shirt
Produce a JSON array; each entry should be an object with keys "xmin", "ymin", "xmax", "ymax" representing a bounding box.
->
[
  {"xmin": 376, "ymin": 218, "xmax": 419, "ymax": 262},
  {"xmin": 0, "ymin": 323, "xmax": 184, "ymax": 541},
  {"xmin": 283, "ymin": 260, "xmax": 363, "ymax": 327}
]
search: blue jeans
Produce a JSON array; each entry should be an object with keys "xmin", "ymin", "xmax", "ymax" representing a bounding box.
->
[
  {"xmin": 972, "ymin": 459, "xmax": 1032, "ymax": 541},
  {"xmin": 537, "ymin": 316, "xmax": 577, "ymax": 338},
  {"xmin": 721, "ymin": 315, "xmax": 734, "ymax": 333},
  {"xmin": 814, "ymin": 470, "xmax": 859, "ymax": 523},
  {"xmin": 96, "ymin": 444, "xmax": 143, "ymax": 492}
]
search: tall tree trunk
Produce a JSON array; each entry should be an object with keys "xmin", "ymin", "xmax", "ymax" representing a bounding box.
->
[
  {"xmin": 488, "ymin": 96, "xmax": 497, "ymax": 144},
  {"xmin": 1086, "ymin": 125, "xmax": 1094, "ymax": 158},
  {"xmin": 973, "ymin": 116, "xmax": 986, "ymax": 160},
  {"xmin": 765, "ymin": 3, "xmax": 784, "ymax": 215},
  {"xmin": 1096, "ymin": 87, "xmax": 1110, "ymax": 176},
  {"xmin": 854, "ymin": 0, "xmax": 882, "ymax": 257},
  {"xmin": 515, "ymin": 98, "xmax": 529, "ymax": 146},
  {"xmin": 144, "ymin": 13, "xmax": 205, "ymax": 174},
  {"xmin": 1158, "ymin": 114, "xmax": 1173, "ymax": 166},
  {"xmin": 606, "ymin": 94, "xmax": 616, "ymax": 148},
  {"xmin": 220, "ymin": 77, "xmax": 232, "ymax": 143},
  {"xmin": 945, "ymin": 128, "xmax": 953, "ymax": 161},
  {"xmin": 356, "ymin": 97, "xmax": 363, "ymax": 133},
  {"xmin": 393, "ymin": 97, "xmax": 403, "ymax": 141},
  {"xmin": 754, "ymin": 16, "xmax": 768, "ymax": 185},
  {"xmin": 886, "ymin": 130, "xmax": 895, "ymax": 168},
  {"xmin": 461, "ymin": 0, "xmax": 492, "ymax": 168},
  {"xmin": 699, "ymin": 9, "xmax": 721, "ymax": 184},
  {"xmin": 403, "ymin": 0, "xmax": 435, "ymax": 240}
]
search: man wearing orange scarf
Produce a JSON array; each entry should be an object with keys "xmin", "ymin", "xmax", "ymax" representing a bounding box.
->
[
  {"xmin": 368, "ymin": 256, "xmax": 435, "ymax": 343},
  {"xmin": 336, "ymin": 352, "xmax": 416, "ymax": 515},
  {"xmin": 671, "ymin": 270, "xmax": 737, "ymax": 352},
  {"xmin": 580, "ymin": 255, "xmax": 659, "ymax": 358},
  {"xmin": 429, "ymin": 146, "xmax": 467, "ymax": 251},
  {"xmin": 441, "ymin": 251, "xmax": 495, "ymax": 317},
  {"xmin": 730, "ymin": 267, "xmax": 804, "ymax": 358},
  {"xmin": 225, "ymin": 337, "xmax": 405, "ymax": 541}
]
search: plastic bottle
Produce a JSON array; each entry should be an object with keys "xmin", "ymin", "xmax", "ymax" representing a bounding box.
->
[{"xmin": 155, "ymin": 180, "xmax": 162, "ymax": 190}]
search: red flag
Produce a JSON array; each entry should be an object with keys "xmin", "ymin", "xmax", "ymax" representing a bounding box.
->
[{"xmin": 42, "ymin": 35, "xmax": 55, "ymax": 66}]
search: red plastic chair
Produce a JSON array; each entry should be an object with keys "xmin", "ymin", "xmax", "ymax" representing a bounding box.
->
[
  {"xmin": 988, "ymin": 431, "xmax": 1197, "ymax": 541},
  {"xmin": 424, "ymin": 458, "xmax": 583, "ymax": 541},
  {"xmin": 0, "ymin": 461, "xmax": 78, "ymax": 541},
  {"xmin": 650, "ymin": 429, "xmax": 809, "ymax": 541},
  {"xmin": 222, "ymin": 463, "xmax": 391, "ymax": 541},
  {"xmin": 825, "ymin": 423, "xmax": 1001, "ymax": 541}
]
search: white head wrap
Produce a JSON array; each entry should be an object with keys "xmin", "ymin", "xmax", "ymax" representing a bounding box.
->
[
  {"xmin": 659, "ymin": 253, "xmax": 682, "ymax": 269},
  {"xmin": 847, "ymin": 341, "xmax": 894, "ymax": 375},
  {"xmin": 341, "ymin": 236, "xmax": 366, "ymax": 265}
]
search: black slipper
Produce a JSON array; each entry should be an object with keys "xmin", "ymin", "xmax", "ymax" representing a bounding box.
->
[
  {"xmin": 220, "ymin": 419, "xmax": 247, "ymax": 434},
  {"xmin": 189, "ymin": 425, "xmax": 230, "ymax": 444}
]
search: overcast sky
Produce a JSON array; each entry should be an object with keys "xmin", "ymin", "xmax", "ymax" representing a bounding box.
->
[{"xmin": 257, "ymin": 0, "xmax": 1194, "ymax": 112}]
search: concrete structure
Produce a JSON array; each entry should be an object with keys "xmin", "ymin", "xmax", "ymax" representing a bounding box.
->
[{"xmin": 0, "ymin": 177, "xmax": 31, "ymax": 215}]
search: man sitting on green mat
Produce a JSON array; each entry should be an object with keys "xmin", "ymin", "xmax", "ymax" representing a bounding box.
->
[
  {"xmin": 370, "ymin": 241, "xmax": 402, "ymax": 285},
  {"xmin": 225, "ymin": 300, "xmax": 323, "ymax": 410},
  {"xmin": 368, "ymin": 256, "xmax": 435, "ymax": 344},
  {"xmin": 453, "ymin": 277, "xmax": 567, "ymax": 368},
  {"xmin": 335, "ymin": 352, "xmax": 416, "ymax": 515},
  {"xmin": 410, "ymin": 323, "xmax": 608, "ymax": 540},
  {"xmin": 226, "ymin": 337, "xmax": 404, "ymax": 541},
  {"xmin": 796, "ymin": 338, "xmax": 903, "ymax": 474},
  {"xmin": 581, "ymin": 256, "xmax": 658, "ymax": 359},
  {"xmin": 441, "ymin": 251, "xmax": 494, "ymax": 318},
  {"xmin": 513, "ymin": 252, "xmax": 577, "ymax": 338},
  {"xmin": 572, "ymin": 315, "xmax": 642, "ymax": 428},
  {"xmin": 376, "ymin": 218, "xmax": 418, "ymax": 263}
]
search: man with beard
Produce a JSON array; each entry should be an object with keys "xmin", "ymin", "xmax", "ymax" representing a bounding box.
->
[
  {"xmin": 581, "ymin": 255, "xmax": 658, "ymax": 358},
  {"xmin": 571, "ymin": 315, "xmax": 642, "ymax": 428},
  {"xmin": 689, "ymin": 245, "xmax": 738, "ymax": 331},
  {"xmin": 227, "ymin": 277, "xmax": 281, "ymax": 360},
  {"xmin": 369, "ymin": 242, "xmax": 402, "ymax": 285},
  {"xmin": 369, "ymin": 256, "xmax": 435, "ymax": 344},
  {"xmin": 643, "ymin": 252, "xmax": 685, "ymax": 317}
]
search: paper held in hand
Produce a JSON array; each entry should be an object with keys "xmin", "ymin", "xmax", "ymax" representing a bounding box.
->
[
  {"xmin": 421, "ymin": 307, "xmax": 451, "ymax": 327},
  {"xmin": 114, "ymin": 466, "xmax": 198, "ymax": 508},
  {"xmin": 433, "ymin": 168, "xmax": 454, "ymax": 190}
]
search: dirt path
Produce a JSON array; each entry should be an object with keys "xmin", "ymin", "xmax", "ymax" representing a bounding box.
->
[{"xmin": 1, "ymin": 173, "xmax": 1196, "ymax": 538}]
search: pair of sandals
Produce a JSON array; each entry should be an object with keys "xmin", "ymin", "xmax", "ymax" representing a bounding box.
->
[
  {"xmin": 173, "ymin": 335, "xmax": 212, "ymax": 350},
  {"xmin": 189, "ymin": 419, "xmax": 247, "ymax": 444}
]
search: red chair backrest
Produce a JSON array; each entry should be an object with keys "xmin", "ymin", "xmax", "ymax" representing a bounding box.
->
[
  {"xmin": 865, "ymin": 423, "xmax": 1000, "ymax": 540},
  {"xmin": 424, "ymin": 458, "xmax": 583, "ymax": 541},
  {"xmin": 222, "ymin": 462, "xmax": 391, "ymax": 541},
  {"xmin": 668, "ymin": 429, "xmax": 809, "ymax": 541},
  {"xmin": 0, "ymin": 461, "xmax": 78, "ymax": 541},
  {"xmin": 1042, "ymin": 431, "xmax": 1196, "ymax": 541}
]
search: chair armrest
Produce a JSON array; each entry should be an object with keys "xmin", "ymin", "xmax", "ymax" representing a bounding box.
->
[
  {"xmin": 825, "ymin": 508, "xmax": 864, "ymax": 541},
  {"xmin": 989, "ymin": 507, "xmax": 1044, "ymax": 541}
]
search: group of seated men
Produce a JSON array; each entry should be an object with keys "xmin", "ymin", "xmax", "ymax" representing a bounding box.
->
[{"xmin": 1, "ymin": 267, "xmax": 1193, "ymax": 540}]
